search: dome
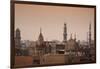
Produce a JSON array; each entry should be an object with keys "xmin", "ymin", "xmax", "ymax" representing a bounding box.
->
[{"xmin": 16, "ymin": 28, "xmax": 20, "ymax": 32}]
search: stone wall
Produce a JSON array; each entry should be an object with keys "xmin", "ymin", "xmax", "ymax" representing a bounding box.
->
[
  {"xmin": 41, "ymin": 54, "xmax": 65, "ymax": 65},
  {"xmin": 14, "ymin": 56, "xmax": 33, "ymax": 67}
]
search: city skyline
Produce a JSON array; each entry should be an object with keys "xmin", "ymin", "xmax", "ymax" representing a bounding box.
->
[{"xmin": 15, "ymin": 4, "xmax": 95, "ymax": 41}]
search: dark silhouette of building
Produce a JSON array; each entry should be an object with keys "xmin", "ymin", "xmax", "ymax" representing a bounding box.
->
[
  {"xmin": 15, "ymin": 28, "xmax": 21, "ymax": 56},
  {"xmin": 15, "ymin": 28, "xmax": 21, "ymax": 48},
  {"xmin": 15, "ymin": 28, "xmax": 29, "ymax": 56}
]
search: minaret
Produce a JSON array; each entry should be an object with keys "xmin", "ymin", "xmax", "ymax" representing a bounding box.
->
[
  {"xmin": 89, "ymin": 23, "xmax": 91, "ymax": 47},
  {"xmin": 38, "ymin": 28, "xmax": 44, "ymax": 45},
  {"xmin": 63, "ymin": 23, "xmax": 67, "ymax": 43},
  {"xmin": 87, "ymin": 32, "xmax": 88, "ymax": 45},
  {"xmin": 15, "ymin": 28, "xmax": 21, "ymax": 48}
]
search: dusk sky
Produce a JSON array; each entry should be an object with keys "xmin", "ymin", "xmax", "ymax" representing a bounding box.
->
[{"xmin": 15, "ymin": 4, "xmax": 94, "ymax": 41}]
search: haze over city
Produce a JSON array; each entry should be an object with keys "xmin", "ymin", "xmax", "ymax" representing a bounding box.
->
[{"xmin": 15, "ymin": 4, "xmax": 95, "ymax": 41}]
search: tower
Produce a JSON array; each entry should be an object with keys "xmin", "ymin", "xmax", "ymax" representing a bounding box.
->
[
  {"xmin": 15, "ymin": 28, "xmax": 21, "ymax": 47},
  {"xmin": 15, "ymin": 28, "xmax": 21, "ymax": 56},
  {"xmin": 37, "ymin": 28, "xmax": 45, "ymax": 56},
  {"xmin": 63, "ymin": 23, "xmax": 67, "ymax": 43},
  {"xmin": 38, "ymin": 28, "xmax": 44, "ymax": 45},
  {"xmin": 87, "ymin": 32, "xmax": 88, "ymax": 45},
  {"xmin": 89, "ymin": 23, "xmax": 91, "ymax": 47}
]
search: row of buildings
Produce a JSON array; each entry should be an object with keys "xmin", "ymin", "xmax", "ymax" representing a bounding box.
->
[{"xmin": 14, "ymin": 23, "xmax": 95, "ymax": 67}]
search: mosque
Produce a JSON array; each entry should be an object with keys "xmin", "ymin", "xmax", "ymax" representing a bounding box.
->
[{"xmin": 14, "ymin": 22, "xmax": 94, "ymax": 66}]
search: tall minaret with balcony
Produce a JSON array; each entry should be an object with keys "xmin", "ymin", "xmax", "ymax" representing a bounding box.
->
[
  {"xmin": 89, "ymin": 23, "xmax": 91, "ymax": 47},
  {"xmin": 63, "ymin": 23, "xmax": 67, "ymax": 43}
]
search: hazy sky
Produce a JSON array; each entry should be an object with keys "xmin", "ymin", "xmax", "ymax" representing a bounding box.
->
[{"xmin": 15, "ymin": 4, "xmax": 94, "ymax": 41}]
